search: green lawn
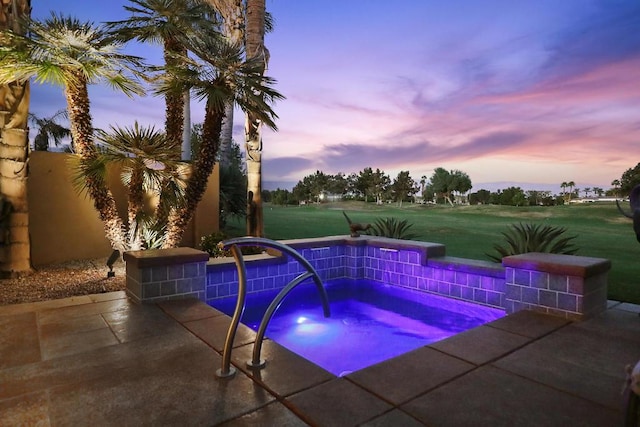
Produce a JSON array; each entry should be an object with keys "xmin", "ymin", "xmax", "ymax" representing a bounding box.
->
[{"xmin": 227, "ymin": 201, "xmax": 640, "ymax": 304}]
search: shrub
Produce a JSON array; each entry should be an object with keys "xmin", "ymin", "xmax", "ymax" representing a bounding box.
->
[
  {"xmin": 487, "ymin": 222, "xmax": 578, "ymax": 262},
  {"xmin": 200, "ymin": 232, "xmax": 265, "ymax": 258},
  {"xmin": 370, "ymin": 217, "xmax": 417, "ymax": 240},
  {"xmin": 200, "ymin": 231, "xmax": 231, "ymax": 258}
]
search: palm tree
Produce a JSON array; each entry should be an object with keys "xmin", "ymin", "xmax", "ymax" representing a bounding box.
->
[
  {"xmin": 107, "ymin": 0, "xmax": 214, "ymax": 152},
  {"xmin": 0, "ymin": 0, "xmax": 31, "ymax": 276},
  {"xmin": 74, "ymin": 122, "xmax": 188, "ymax": 250},
  {"xmin": 244, "ymin": 0, "xmax": 269, "ymax": 236},
  {"xmin": 203, "ymin": 0, "xmax": 243, "ymax": 168},
  {"xmin": 593, "ymin": 187, "xmax": 604, "ymax": 198},
  {"xmin": 583, "ymin": 187, "xmax": 591, "ymax": 198},
  {"xmin": 611, "ymin": 179, "xmax": 621, "ymax": 198},
  {"xmin": 567, "ymin": 181, "xmax": 575, "ymax": 200},
  {"xmin": 0, "ymin": 13, "xmax": 145, "ymax": 253},
  {"xmin": 29, "ymin": 109, "xmax": 70, "ymax": 151},
  {"xmin": 108, "ymin": 0, "xmax": 221, "ymax": 237},
  {"xmin": 560, "ymin": 182, "xmax": 567, "ymax": 198},
  {"xmin": 157, "ymin": 26, "xmax": 282, "ymax": 247}
]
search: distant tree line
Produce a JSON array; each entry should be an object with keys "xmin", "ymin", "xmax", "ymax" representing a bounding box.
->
[
  {"xmin": 279, "ymin": 168, "xmax": 418, "ymax": 206},
  {"xmin": 264, "ymin": 167, "xmax": 462, "ymax": 206},
  {"xmin": 263, "ymin": 162, "xmax": 640, "ymax": 207}
]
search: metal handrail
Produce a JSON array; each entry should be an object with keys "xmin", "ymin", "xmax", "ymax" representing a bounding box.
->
[
  {"xmin": 215, "ymin": 237, "xmax": 331, "ymax": 378},
  {"xmin": 215, "ymin": 244, "xmax": 246, "ymax": 378}
]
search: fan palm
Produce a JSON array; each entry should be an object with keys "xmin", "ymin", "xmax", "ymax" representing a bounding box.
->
[
  {"xmin": 108, "ymin": 0, "xmax": 222, "ymax": 238},
  {"xmin": 0, "ymin": 13, "xmax": 145, "ymax": 252},
  {"xmin": 202, "ymin": 0, "xmax": 243, "ymax": 168},
  {"xmin": 567, "ymin": 181, "xmax": 576, "ymax": 200},
  {"xmin": 29, "ymin": 109, "xmax": 70, "ymax": 151},
  {"xmin": 74, "ymin": 122, "xmax": 188, "ymax": 250},
  {"xmin": 156, "ymin": 29, "xmax": 282, "ymax": 247},
  {"xmin": 107, "ymin": 0, "xmax": 218, "ymax": 151}
]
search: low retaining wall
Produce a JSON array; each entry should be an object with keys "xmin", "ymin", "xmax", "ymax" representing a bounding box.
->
[
  {"xmin": 123, "ymin": 247, "xmax": 209, "ymax": 304},
  {"xmin": 124, "ymin": 236, "xmax": 610, "ymax": 320},
  {"xmin": 503, "ymin": 252, "xmax": 610, "ymax": 320}
]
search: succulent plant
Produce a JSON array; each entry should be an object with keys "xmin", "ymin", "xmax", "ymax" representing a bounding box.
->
[{"xmin": 487, "ymin": 222, "xmax": 578, "ymax": 262}]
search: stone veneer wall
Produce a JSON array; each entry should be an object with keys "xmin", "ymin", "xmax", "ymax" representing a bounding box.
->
[{"xmin": 124, "ymin": 236, "xmax": 610, "ymax": 319}]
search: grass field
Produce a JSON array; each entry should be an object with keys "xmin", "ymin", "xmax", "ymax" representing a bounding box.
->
[{"xmin": 226, "ymin": 201, "xmax": 640, "ymax": 304}]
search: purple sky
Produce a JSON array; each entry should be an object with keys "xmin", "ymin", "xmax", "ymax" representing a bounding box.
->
[{"xmin": 31, "ymin": 0, "xmax": 640, "ymax": 192}]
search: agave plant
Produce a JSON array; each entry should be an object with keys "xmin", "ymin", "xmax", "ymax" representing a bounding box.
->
[
  {"xmin": 487, "ymin": 222, "xmax": 578, "ymax": 262},
  {"xmin": 369, "ymin": 217, "xmax": 417, "ymax": 240}
]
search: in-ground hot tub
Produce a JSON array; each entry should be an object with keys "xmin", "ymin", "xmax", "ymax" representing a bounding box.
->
[{"xmin": 210, "ymin": 277, "xmax": 504, "ymax": 376}]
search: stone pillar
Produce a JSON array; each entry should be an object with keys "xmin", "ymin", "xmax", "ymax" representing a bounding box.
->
[
  {"xmin": 503, "ymin": 252, "xmax": 611, "ymax": 320},
  {"xmin": 124, "ymin": 247, "xmax": 209, "ymax": 304}
]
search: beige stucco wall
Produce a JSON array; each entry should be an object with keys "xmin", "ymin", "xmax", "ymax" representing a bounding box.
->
[{"xmin": 28, "ymin": 151, "xmax": 219, "ymax": 266}]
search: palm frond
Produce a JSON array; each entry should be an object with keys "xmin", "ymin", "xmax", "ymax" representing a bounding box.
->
[
  {"xmin": 68, "ymin": 154, "xmax": 109, "ymax": 198},
  {"xmin": 0, "ymin": 12, "xmax": 146, "ymax": 94},
  {"xmin": 107, "ymin": 0, "xmax": 218, "ymax": 45}
]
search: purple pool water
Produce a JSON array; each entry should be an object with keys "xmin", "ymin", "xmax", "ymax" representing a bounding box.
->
[{"xmin": 210, "ymin": 278, "xmax": 504, "ymax": 376}]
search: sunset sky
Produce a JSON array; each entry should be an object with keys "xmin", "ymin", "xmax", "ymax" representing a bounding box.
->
[{"xmin": 31, "ymin": 0, "xmax": 640, "ymax": 193}]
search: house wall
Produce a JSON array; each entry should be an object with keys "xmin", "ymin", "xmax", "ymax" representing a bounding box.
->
[{"xmin": 28, "ymin": 151, "xmax": 219, "ymax": 266}]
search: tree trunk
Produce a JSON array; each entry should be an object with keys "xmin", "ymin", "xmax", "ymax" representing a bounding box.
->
[
  {"xmin": 64, "ymin": 80, "xmax": 127, "ymax": 253},
  {"xmin": 244, "ymin": 0, "xmax": 267, "ymax": 237},
  {"xmin": 181, "ymin": 90, "xmax": 191, "ymax": 161},
  {"xmin": 206, "ymin": 0, "xmax": 243, "ymax": 168},
  {"xmin": 219, "ymin": 101, "xmax": 234, "ymax": 167},
  {"xmin": 126, "ymin": 166, "xmax": 145, "ymax": 250},
  {"xmin": 444, "ymin": 193, "xmax": 454, "ymax": 206},
  {"xmin": 0, "ymin": 0, "xmax": 32, "ymax": 276},
  {"xmin": 163, "ymin": 100, "xmax": 223, "ymax": 248},
  {"xmin": 157, "ymin": 37, "xmax": 186, "ymax": 237},
  {"xmin": 163, "ymin": 37, "xmax": 186, "ymax": 152}
]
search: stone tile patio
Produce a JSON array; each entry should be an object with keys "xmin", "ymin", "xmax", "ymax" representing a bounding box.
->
[{"xmin": 1, "ymin": 291, "xmax": 638, "ymax": 426}]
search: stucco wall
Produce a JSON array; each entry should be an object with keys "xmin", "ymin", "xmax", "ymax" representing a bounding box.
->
[{"xmin": 28, "ymin": 151, "xmax": 219, "ymax": 266}]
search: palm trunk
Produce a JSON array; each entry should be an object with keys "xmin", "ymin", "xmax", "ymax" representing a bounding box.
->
[
  {"xmin": 163, "ymin": 99, "xmax": 223, "ymax": 248},
  {"xmin": 244, "ymin": 0, "xmax": 267, "ymax": 237},
  {"xmin": 163, "ymin": 37, "xmax": 185, "ymax": 152},
  {"xmin": 209, "ymin": 0, "xmax": 243, "ymax": 168},
  {"xmin": 219, "ymin": 101, "xmax": 234, "ymax": 167},
  {"xmin": 126, "ymin": 167, "xmax": 145, "ymax": 250},
  {"xmin": 0, "ymin": 0, "xmax": 32, "ymax": 276},
  {"xmin": 181, "ymin": 90, "xmax": 191, "ymax": 161},
  {"xmin": 65, "ymin": 80, "xmax": 127, "ymax": 253},
  {"xmin": 157, "ymin": 37, "xmax": 186, "ymax": 237}
]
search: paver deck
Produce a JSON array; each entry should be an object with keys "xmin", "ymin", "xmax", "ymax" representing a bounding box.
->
[{"xmin": 1, "ymin": 291, "xmax": 638, "ymax": 426}]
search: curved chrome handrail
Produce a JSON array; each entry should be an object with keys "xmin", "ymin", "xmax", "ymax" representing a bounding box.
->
[
  {"xmin": 215, "ymin": 244, "xmax": 245, "ymax": 378},
  {"xmin": 215, "ymin": 237, "xmax": 331, "ymax": 378},
  {"xmin": 249, "ymin": 271, "xmax": 314, "ymax": 368}
]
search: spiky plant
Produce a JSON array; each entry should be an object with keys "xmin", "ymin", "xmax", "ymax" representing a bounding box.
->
[
  {"xmin": 71, "ymin": 122, "xmax": 188, "ymax": 251},
  {"xmin": 0, "ymin": 12, "xmax": 145, "ymax": 253},
  {"xmin": 370, "ymin": 217, "xmax": 417, "ymax": 240},
  {"xmin": 487, "ymin": 222, "xmax": 578, "ymax": 262}
]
